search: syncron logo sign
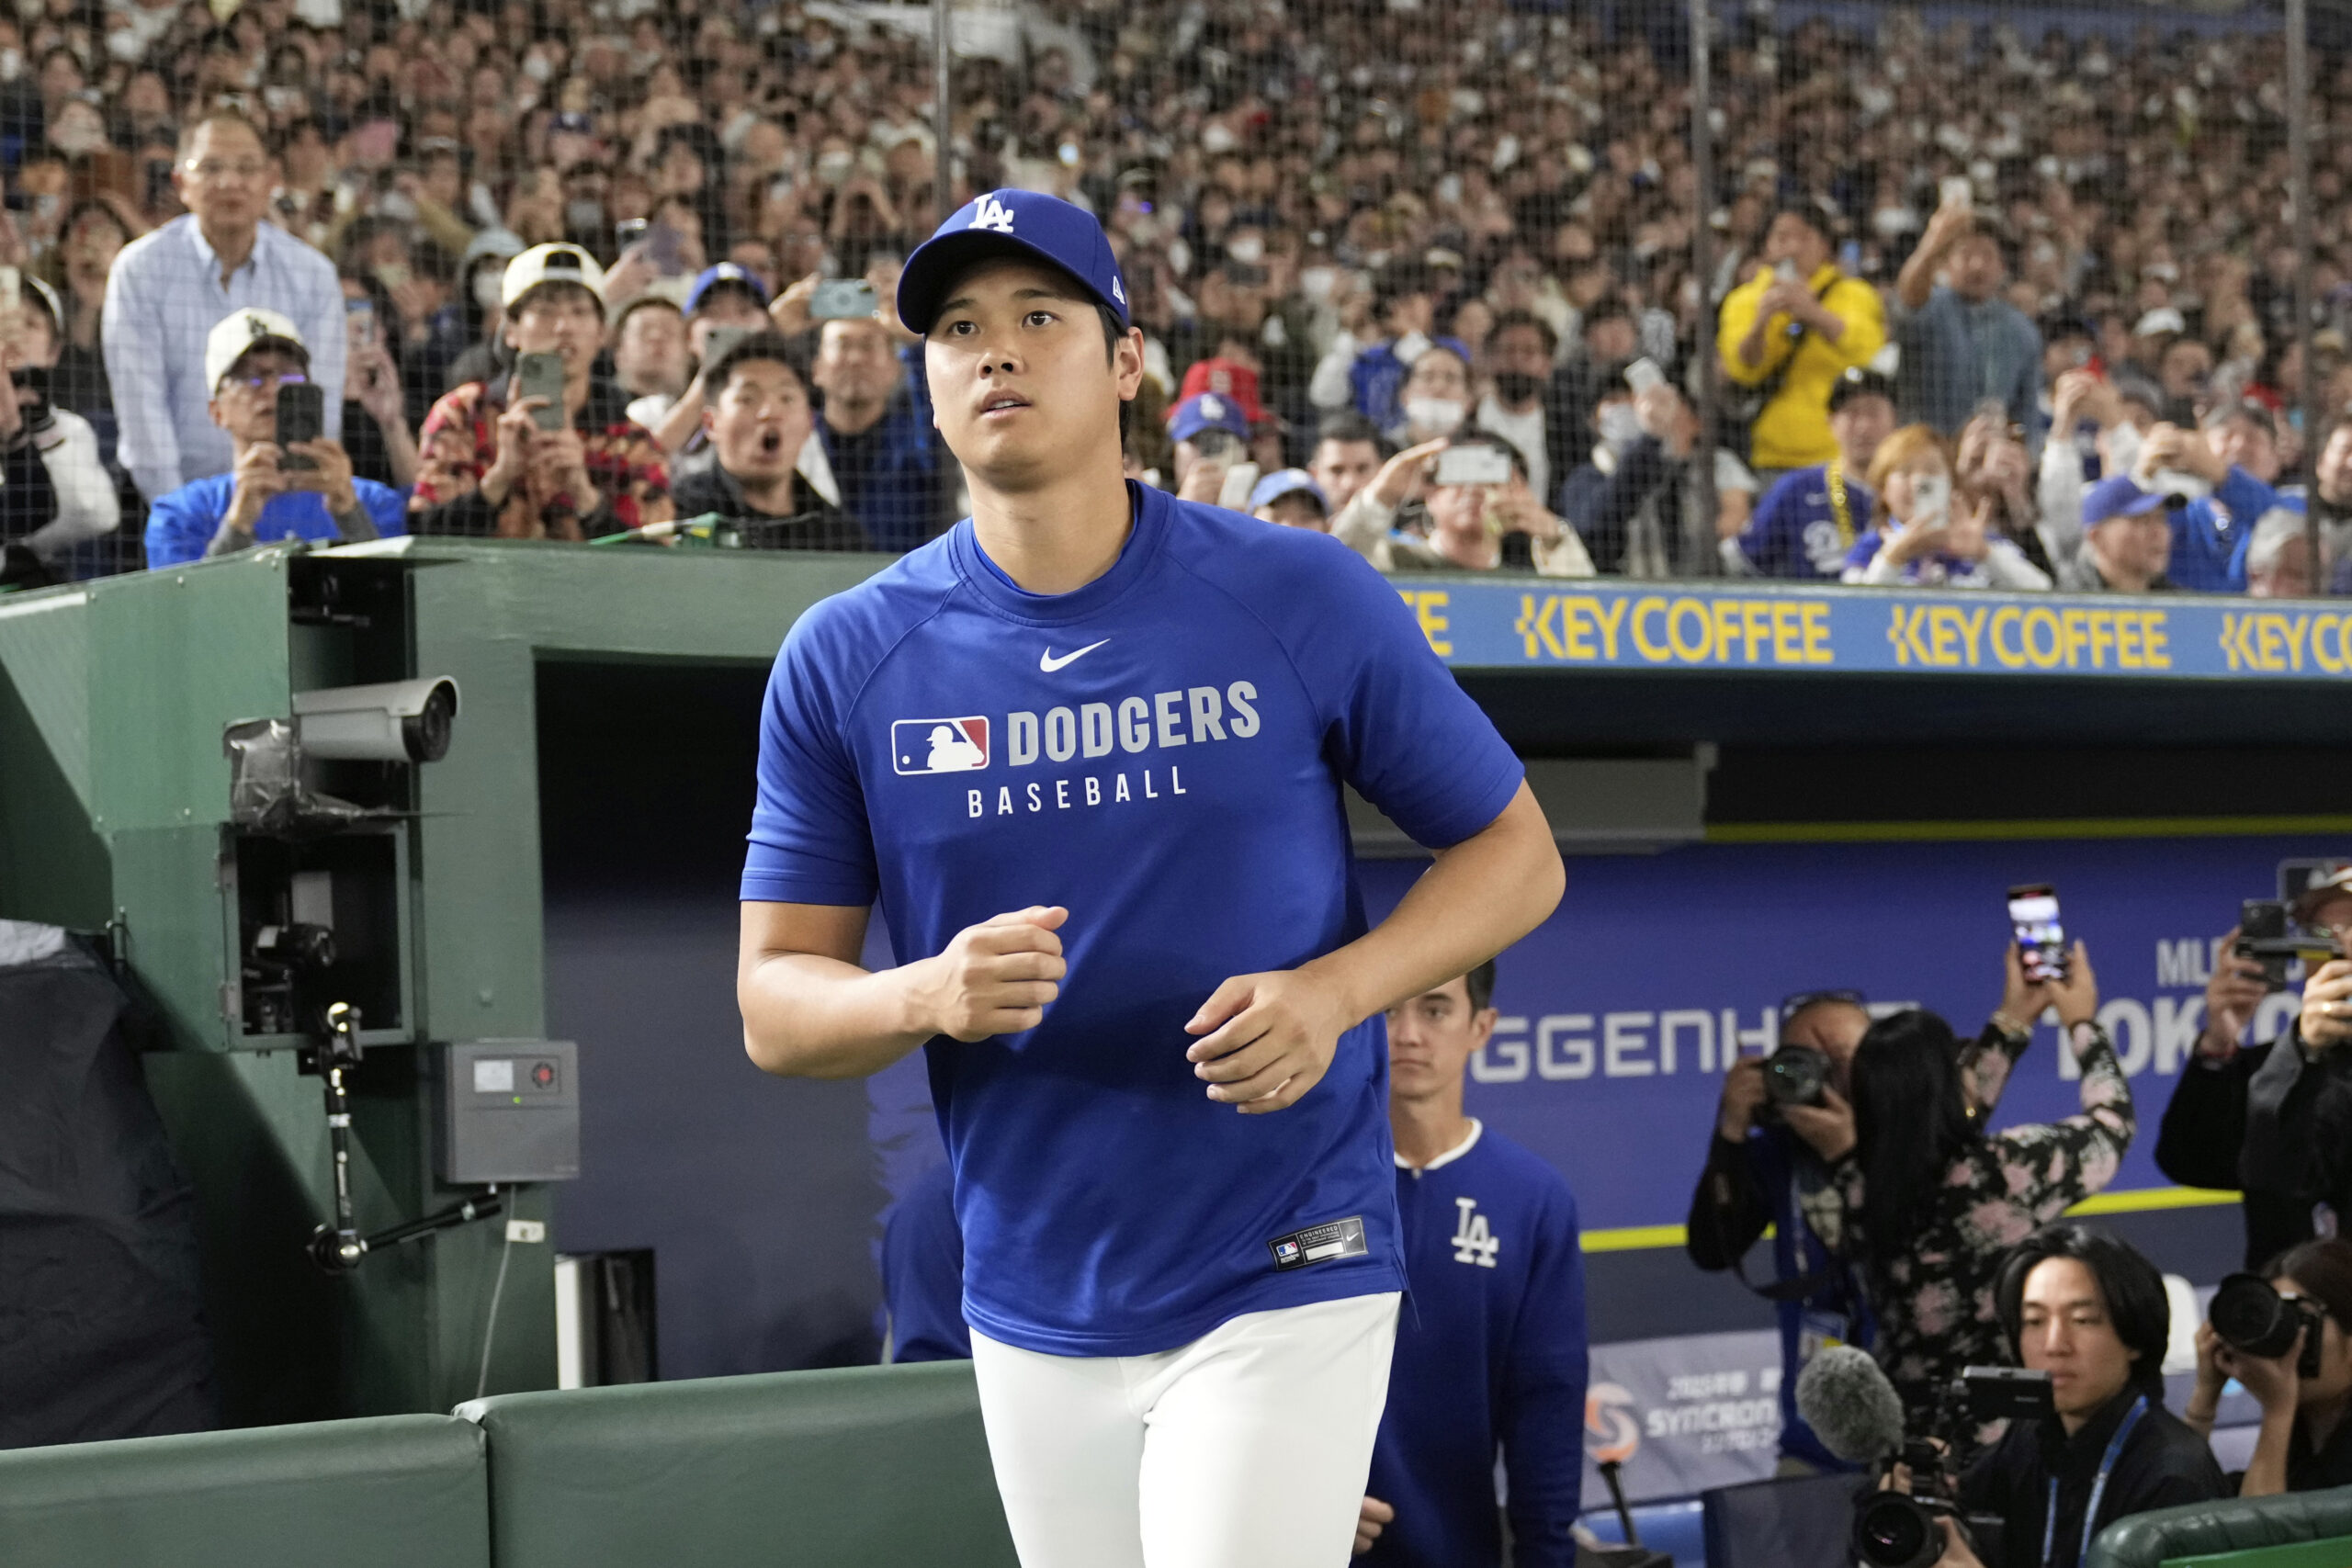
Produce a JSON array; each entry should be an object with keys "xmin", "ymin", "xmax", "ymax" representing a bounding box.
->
[{"xmin": 892, "ymin": 717, "xmax": 990, "ymax": 775}]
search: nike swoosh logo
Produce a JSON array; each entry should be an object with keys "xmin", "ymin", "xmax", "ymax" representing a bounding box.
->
[{"xmin": 1039, "ymin": 639, "xmax": 1110, "ymax": 673}]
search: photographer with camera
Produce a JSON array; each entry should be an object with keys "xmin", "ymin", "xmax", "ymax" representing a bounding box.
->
[
  {"xmin": 1917, "ymin": 1225, "xmax": 2228, "ymax": 1568},
  {"xmin": 2157, "ymin": 868, "xmax": 2352, "ymax": 1272},
  {"xmin": 1686, "ymin": 952, "xmax": 2049, "ymax": 1472},
  {"xmin": 2186, "ymin": 1238, "xmax": 2352, "ymax": 1496},
  {"xmin": 1839, "ymin": 948, "xmax": 2135, "ymax": 1434}
]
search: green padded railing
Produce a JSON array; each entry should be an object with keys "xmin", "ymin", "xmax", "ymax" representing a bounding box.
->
[
  {"xmin": 0, "ymin": 1415, "xmax": 490, "ymax": 1568},
  {"xmin": 2165, "ymin": 1540, "xmax": 2352, "ymax": 1568},
  {"xmin": 457, "ymin": 1359, "xmax": 1019, "ymax": 1568},
  {"xmin": 2091, "ymin": 1485, "xmax": 2352, "ymax": 1568}
]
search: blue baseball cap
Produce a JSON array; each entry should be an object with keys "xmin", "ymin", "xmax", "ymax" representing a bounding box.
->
[
  {"xmin": 896, "ymin": 189, "xmax": 1129, "ymax": 335},
  {"xmin": 1247, "ymin": 468, "xmax": 1328, "ymax": 514},
  {"xmin": 684, "ymin": 263, "xmax": 770, "ymax": 315},
  {"xmin": 1167, "ymin": 392, "xmax": 1252, "ymax": 445},
  {"xmin": 2081, "ymin": 476, "xmax": 2173, "ymax": 525}
]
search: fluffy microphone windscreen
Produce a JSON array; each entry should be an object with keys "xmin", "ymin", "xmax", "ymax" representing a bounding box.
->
[{"xmin": 1793, "ymin": 1344, "xmax": 1908, "ymax": 1465}]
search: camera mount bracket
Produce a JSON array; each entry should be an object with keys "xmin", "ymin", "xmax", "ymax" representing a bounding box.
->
[{"xmin": 300, "ymin": 1000, "xmax": 507, "ymax": 1274}]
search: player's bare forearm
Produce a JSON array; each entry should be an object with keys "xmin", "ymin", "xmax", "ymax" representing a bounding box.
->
[
  {"xmin": 739, "ymin": 900, "xmax": 1069, "ymax": 1079},
  {"xmin": 739, "ymin": 902, "xmax": 933, "ymax": 1078},
  {"xmin": 1184, "ymin": 783, "xmax": 1560, "ymax": 1113},
  {"xmin": 1309, "ymin": 780, "xmax": 1562, "ymax": 1024}
]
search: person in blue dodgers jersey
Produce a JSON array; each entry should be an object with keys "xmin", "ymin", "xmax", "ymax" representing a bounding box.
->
[
  {"xmin": 735, "ymin": 188, "xmax": 1566, "ymax": 1568},
  {"xmin": 1350, "ymin": 959, "xmax": 1588, "ymax": 1567},
  {"xmin": 1729, "ymin": 367, "xmax": 1895, "ymax": 578}
]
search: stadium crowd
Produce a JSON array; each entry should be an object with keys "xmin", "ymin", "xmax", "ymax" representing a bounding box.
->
[{"xmin": 0, "ymin": 0, "xmax": 2344, "ymax": 596}]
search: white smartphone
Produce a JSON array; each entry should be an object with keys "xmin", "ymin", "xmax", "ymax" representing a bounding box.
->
[
  {"xmin": 1217, "ymin": 461, "xmax": 1261, "ymax": 512},
  {"xmin": 1912, "ymin": 472, "xmax": 1951, "ymax": 522},
  {"xmin": 1624, "ymin": 357, "xmax": 1666, "ymax": 395},
  {"xmin": 1939, "ymin": 175, "xmax": 1973, "ymax": 212}
]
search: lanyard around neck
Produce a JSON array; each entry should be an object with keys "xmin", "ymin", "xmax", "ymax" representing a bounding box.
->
[
  {"xmin": 1826, "ymin": 459, "xmax": 1855, "ymax": 551},
  {"xmin": 2043, "ymin": 1394, "xmax": 2147, "ymax": 1568}
]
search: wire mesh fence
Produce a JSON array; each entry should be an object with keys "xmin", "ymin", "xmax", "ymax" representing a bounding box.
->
[{"xmin": 0, "ymin": 0, "xmax": 2339, "ymax": 593}]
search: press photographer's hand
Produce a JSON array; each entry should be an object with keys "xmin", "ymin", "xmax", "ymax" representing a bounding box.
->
[
  {"xmin": 2220, "ymin": 1329, "xmax": 2302, "ymax": 1415},
  {"xmin": 2203, "ymin": 927, "xmax": 2268, "ymax": 1059},
  {"xmin": 2301, "ymin": 958, "xmax": 2352, "ymax": 1048},
  {"xmin": 1717, "ymin": 1056, "xmax": 1769, "ymax": 1142},
  {"xmin": 1933, "ymin": 1517, "xmax": 1987, "ymax": 1568},
  {"xmin": 1781, "ymin": 1084, "xmax": 1856, "ymax": 1162}
]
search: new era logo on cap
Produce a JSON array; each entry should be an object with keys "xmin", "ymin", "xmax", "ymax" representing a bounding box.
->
[{"xmin": 897, "ymin": 189, "xmax": 1129, "ymax": 335}]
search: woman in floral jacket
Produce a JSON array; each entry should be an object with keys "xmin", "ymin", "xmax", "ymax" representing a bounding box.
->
[{"xmin": 1838, "ymin": 943, "xmax": 2133, "ymax": 1439}]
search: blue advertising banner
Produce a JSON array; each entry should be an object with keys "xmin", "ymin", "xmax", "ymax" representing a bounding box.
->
[
  {"xmin": 1392, "ymin": 577, "xmax": 2352, "ymax": 681},
  {"xmin": 1358, "ymin": 832, "xmax": 2346, "ymax": 1240}
]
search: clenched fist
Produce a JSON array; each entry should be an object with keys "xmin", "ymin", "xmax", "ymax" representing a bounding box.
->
[{"xmin": 913, "ymin": 906, "xmax": 1069, "ymax": 1042}]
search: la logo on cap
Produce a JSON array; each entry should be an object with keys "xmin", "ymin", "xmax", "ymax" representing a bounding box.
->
[
  {"xmin": 1112, "ymin": 276, "xmax": 1126, "ymax": 305},
  {"xmin": 969, "ymin": 196, "xmax": 1016, "ymax": 234},
  {"xmin": 1202, "ymin": 394, "xmax": 1225, "ymax": 420}
]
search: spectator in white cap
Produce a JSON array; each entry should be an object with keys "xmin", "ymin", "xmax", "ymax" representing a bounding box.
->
[
  {"xmin": 141, "ymin": 308, "xmax": 406, "ymax": 568},
  {"xmin": 101, "ymin": 108, "xmax": 346, "ymax": 503},
  {"xmin": 0, "ymin": 273, "xmax": 119, "ymax": 586},
  {"xmin": 410, "ymin": 243, "xmax": 672, "ymax": 540}
]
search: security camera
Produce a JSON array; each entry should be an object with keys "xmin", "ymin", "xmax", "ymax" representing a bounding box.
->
[{"xmin": 292, "ymin": 678, "xmax": 461, "ymax": 763}]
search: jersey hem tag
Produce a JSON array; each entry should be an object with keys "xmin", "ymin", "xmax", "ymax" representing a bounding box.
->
[{"xmin": 1267, "ymin": 1215, "xmax": 1368, "ymax": 1271}]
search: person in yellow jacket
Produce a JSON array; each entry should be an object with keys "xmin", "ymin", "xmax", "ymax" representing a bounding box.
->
[{"xmin": 1717, "ymin": 208, "xmax": 1886, "ymax": 478}]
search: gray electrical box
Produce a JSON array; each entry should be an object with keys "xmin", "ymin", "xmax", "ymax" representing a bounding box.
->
[{"xmin": 435, "ymin": 1040, "xmax": 580, "ymax": 1183}]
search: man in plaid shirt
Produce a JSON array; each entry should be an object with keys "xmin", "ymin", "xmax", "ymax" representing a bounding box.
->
[{"xmin": 410, "ymin": 243, "xmax": 672, "ymax": 540}]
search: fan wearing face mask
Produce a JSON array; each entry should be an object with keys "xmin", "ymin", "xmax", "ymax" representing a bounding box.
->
[
  {"xmin": 1471, "ymin": 310, "xmax": 1575, "ymax": 508},
  {"xmin": 1391, "ymin": 342, "xmax": 1475, "ymax": 450}
]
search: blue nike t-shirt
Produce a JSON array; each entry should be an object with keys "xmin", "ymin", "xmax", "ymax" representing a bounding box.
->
[{"xmin": 742, "ymin": 481, "xmax": 1525, "ymax": 1358}]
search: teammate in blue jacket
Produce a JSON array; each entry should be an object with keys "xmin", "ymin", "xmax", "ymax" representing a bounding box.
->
[
  {"xmin": 736, "ymin": 188, "xmax": 1566, "ymax": 1568},
  {"xmin": 1354, "ymin": 960, "xmax": 1589, "ymax": 1567}
]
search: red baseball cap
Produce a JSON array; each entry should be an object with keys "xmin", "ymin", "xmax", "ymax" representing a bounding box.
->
[{"xmin": 1178, "ymin": 357, "xmax": 1263, "ymax": 426}]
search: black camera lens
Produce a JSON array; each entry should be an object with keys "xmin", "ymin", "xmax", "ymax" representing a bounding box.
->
[
  {"xmin": 1763, "ymin": 1044, "xmax": 1830, "ymax": 1108},
  {"xmin": 1854, "ymin": 1495, "xmax": 1942, "ymax": 1568},
  {"xmin": 401, "ymin": 685, "xmax": 457, "ymax": 764},
  {"xmin": 2211, "ymin": 1274, "xmax": 2303, "ymax": 1359}
]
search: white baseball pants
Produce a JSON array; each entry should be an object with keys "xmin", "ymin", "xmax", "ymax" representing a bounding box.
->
[{"xmin": 969, "ymin": 1291, "xmax": 1401, "ymax": 1568}]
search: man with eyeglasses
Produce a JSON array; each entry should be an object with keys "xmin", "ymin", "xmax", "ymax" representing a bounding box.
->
[
  {"xmin": 102, "ymin": 108, "xmax": 345, "ymax": 504},
  {"xmin": 1684, "ymin": 951, "xmax": 2054, "ymax": 1473},
  {"xmin": 142, "ymin": 309, "xmax": 405, "ymax": 568},
  {"xmin": 2159, "ymin": 865, "xmax": 2352, "ymax": 1271}
]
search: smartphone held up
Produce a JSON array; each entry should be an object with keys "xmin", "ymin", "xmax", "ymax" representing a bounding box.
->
[
  {"xmin": 275, "ymin": 379, "xmax": 324, "ymax": 470},
  {"xmin": 2007, "ymin": 884, "xmax": 2068, "ymax": 984}
]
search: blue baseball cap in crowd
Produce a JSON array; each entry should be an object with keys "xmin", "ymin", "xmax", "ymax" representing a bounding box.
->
[
  {"xmin": 1248, "ymin": 468, "xmax": 1329, "ymax": 514},
  {"xmin": 2081, "ymin": 475, "xmax": 2173, "ymax": 525},
  {"xmin": 684, "ymin": 263, "xmax": 771, "ymax": 315},
  {"xmin": 896, "ymin": 189, "xmax": 1130, "ymax": 335},
  {"xmin": 1167, "ymin": 392, "xmax": 1252, "ymax": 445}
]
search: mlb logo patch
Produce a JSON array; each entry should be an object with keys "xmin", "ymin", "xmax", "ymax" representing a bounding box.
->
[
  {"xmin": 1274, "ymin": 1240, "xmax": 1300, "ymax": 1263},
  {"xmin": 893, "ymin": 716, "xmax": 991, "ymax": 775}
]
